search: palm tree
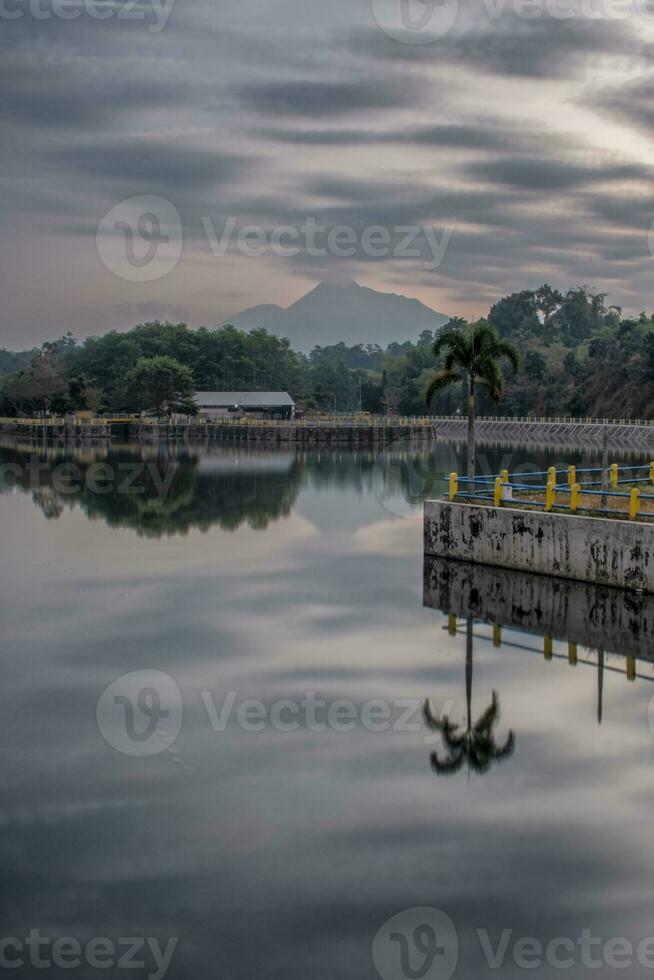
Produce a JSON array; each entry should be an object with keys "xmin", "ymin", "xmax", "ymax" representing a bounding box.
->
[
  {"xmin": 425, "ymin": 320, "xmax": 519, "ymax": 480},
  {"xmin": 424, "ymin": 618, "xmax": 515, "ymax": 775}
]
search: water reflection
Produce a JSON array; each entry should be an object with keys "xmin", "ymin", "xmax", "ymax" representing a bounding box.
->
[
  {"xmin": 5, "ymin": 442, "xmax": 654, "ymax": 978},
  {"xmin": 0, "ymin": 441, "xmax": 303, "ymax": 536},
  {"xmin": 424, "ymin": 555, "xmax": 654, "ymax": 727},
  {"xmin": 424, "ymin": 616, "xmax": 515, "ymax": 776},
  {"xmin": 0, "ymin": 439, "xmax": 470, "ymax": 536},
  {"xmin": 2, "ymin": 437, "xmax": 650, "ymax": 538}
]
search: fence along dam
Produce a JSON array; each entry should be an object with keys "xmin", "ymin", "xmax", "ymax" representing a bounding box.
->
[{"xmin": 3, "ymin": 415, "xmax": 654, "ymax": 447}]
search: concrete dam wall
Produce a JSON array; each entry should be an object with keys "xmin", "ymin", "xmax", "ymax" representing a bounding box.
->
[{"xmin": 424, "ymin": 500, "xmax": 654, "ymax": 593}]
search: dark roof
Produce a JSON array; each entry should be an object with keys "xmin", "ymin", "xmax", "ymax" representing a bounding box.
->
[{"xmin": 195, "ymin": 391, "xmax": 295, "ymax": 408}]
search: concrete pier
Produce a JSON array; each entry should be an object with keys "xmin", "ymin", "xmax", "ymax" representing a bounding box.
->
[{"xmin": 424, "ymin": 499, "xmax": 654, "ymax": 592}]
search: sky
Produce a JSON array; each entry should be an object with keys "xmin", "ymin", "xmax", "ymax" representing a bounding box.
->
[{"xmin": 2, "ymin": 0, "xmax": 654, "ymax": 349}]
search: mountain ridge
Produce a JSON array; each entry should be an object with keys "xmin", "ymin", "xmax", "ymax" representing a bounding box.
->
[{"xmin": 224, "ymin": 280, "xmax": 450, "ymax": 350}]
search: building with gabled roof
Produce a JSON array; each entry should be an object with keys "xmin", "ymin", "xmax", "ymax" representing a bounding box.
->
[{"xmin": 194, "ymin": 391, "xmax": 295, "ymax": 420}]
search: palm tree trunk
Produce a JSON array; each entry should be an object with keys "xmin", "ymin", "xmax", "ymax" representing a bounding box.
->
[
  {"xmin": 467, "ymin": 377, "xmax": 476, "ymax": 481},
  {"xmin": 466, "ymin": 617, "xmax": 473, "ymax": 731}
]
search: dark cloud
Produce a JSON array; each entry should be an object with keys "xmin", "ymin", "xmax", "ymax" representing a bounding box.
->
[
  {"xmin": 256, "ymin": 122, "xmax": 559, "ymax": 153},
  {"xmin": 45, "ymin": 140, "xmax": 249, "ymax": 190},
  {"xmin": 0, "ymin": 58, "xmax": 194, "ymax": 127},
  {"xmin": 237, "ymin": 78, "xmax": 420, "ymax": 117},
  {"xmin": 465, "ymin": 157, "xmax": 651, "ymax": 191},
  {"xmin": 589, "ymin": 74, "xmax": 654, "ymax": 134},
  {"xmin": 585, "ymin": 193, "xmax": 653, "ymax": 232}
]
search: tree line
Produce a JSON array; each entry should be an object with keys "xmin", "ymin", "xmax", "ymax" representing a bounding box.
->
[{"xmin": 1, "ymin": 284, "xmax": 653, "ymax": 417}]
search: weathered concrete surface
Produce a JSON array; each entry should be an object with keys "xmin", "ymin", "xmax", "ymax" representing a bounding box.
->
[
  {"xmin": 423, "ymin": 555, "xmax": 654, "ymax": 660},
  {"xmin": 424, "ymin": 500, "xmax": 654, "ymax": 592}
]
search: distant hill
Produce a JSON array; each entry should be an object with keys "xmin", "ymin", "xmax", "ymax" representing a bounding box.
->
[{"xmin": 225, "ymin": 279, "xmax": 450, "ymax": 351}]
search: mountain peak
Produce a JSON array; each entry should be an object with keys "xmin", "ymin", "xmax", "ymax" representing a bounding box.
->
[
  {"xmin": 312, "ymin": 277, "xmax": 359, "ymax": 292},
  {"xmin": 226, "ymin": 281, "xmax": 450, "ymax": 351}
]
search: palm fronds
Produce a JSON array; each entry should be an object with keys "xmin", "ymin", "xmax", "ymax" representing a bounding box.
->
[{"xmin": 424, "ymin": 690, "xmax": 515, "ymax": 777}]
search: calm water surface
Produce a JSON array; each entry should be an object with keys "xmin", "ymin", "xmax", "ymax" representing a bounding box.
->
[{"xmin": 2, "ymin": 437, "xmax": 654, "ymax": 979}]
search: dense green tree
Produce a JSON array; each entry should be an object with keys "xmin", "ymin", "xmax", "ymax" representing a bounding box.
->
[
  {"xmin": 3, "ymin": 347, "xmax": 69, "ymax": 414},
  {"xmin": 126, "ymin": 356, "xmax": 197, "ymax": 416},
  {"xmin": 488, "ymin": 290, "xmax": 539, "ymax": 338},
  {"xmin": 524, "ymin": 350, "xmax": 546, "ymax": 380},
  {"xmin": 535, "ymin": 284, "xmax": 563, "ymax": 326}
]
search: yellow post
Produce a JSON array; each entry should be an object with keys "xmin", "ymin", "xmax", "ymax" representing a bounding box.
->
[
  {"xmin": 494, "ymin": 477, "xmax": 503, "ymax": 507},
  {"xmin": 610, "ymin": 463, "xmax": 618, "ymax": 489},
  {"xmin": 650, "ymin": 461, "xmax": 654, "ymax": 486},
  {"xmin": 545, "ymin": 479, "xmax": 555, "ymax": 512},
  {"xmin": 568, "ymin": 464, "xmax": 576, "ymax": 486},
  {"xmin": 626, "ymin": 656, "xmax": 636, "ymax": 681},
  {"xmin": 448, "ymin": 613, "xmax": 457, "ymax": 637},
  {"xmin": 547, "ymin": 466, "xmax": 556, "ymax": 485},
  {"xmin": 500, "ymin": 468, "xmax": 509, "ymax": 485},
  {"xmin": 544, "ymin": 636, "xmax": 553, "ymax": 660},
  {"xmin": 492, "ymin": 623, "xmax": 501, "ymax": 648},
  {"xmin": 448, "ymin": 472, "xmax": 458, "ymax": 501},
  {"xmin": 570, "ymin": 483, "xmax": 580, "ymax": 513},
  {"xmin": 568, "ymin": 642, "xmax": 577, "ymax": 666},
  {"xmin": 629, "ymin": 488, "xmax": 640, "ymax": 521}
]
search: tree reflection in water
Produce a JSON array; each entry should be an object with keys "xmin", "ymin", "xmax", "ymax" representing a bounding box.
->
[
  {"xmin": 0, "ymin": 440, "xmax": 469, "ymax": 538},
  {"xmin": 424, "ymin": 617, "xmax": 515, "ymax": 776}
]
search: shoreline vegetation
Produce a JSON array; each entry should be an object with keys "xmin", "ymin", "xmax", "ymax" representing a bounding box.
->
[{"xmin": 2, "ymin": 283, "xmax": 654, "ymax": 420}]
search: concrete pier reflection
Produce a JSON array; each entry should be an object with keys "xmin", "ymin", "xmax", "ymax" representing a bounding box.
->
[{"xmin": 424, "ymin": 556, "xmax": 654, "ymax": 663}]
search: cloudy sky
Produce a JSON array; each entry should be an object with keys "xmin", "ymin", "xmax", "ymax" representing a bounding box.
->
[{"xmin": 3, "ymin": 0, "xmax": 654, "ymax": 348}]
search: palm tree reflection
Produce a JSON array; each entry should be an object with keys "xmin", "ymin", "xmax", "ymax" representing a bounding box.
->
[{"xmin": 424, "ymin": 618, "xmax": 515, "ymax": 775}]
